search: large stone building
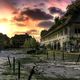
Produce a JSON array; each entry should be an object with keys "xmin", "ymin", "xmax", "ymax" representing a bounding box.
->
[{"xmin": 41, "ymin": 15, "xmax": 80, "ymax": 52}]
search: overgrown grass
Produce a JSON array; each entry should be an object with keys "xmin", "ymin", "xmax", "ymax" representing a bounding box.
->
[
  {"xmin": 2, "ymin": 62, "xmax": 30, "ymax": 79},
  {"xmin": 17, "ymin": 57, "xmax": 38, "ymax": 64},
  {"xmin": 2, "ymin": 50, "xmax": 80, "ymax": 80},
  {"xmin": 47, "ymin": 50, "xmax": 80, "ymax": 62},
  {"xmin": 35, "ymin": 75, "xmax": 78, "ymax": 80}
]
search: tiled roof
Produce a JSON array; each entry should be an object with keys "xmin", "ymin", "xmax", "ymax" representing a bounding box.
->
[
  {"xmin": 42, "ymin": 12, "xmax": 80, "ymax": 39},
  {"xmin": 42, "ymin": 16, "xmax": 71, "ymax": 38}
]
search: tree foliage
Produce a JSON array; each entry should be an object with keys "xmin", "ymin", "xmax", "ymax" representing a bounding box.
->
[
  {"xmin": 66, "ymin": 0, "xmax": 80, "ymax": 16},
  {"xmin": 54, "ymin": 17, "xmax": 64, "ymax": 25},
  {"xmin": 40, "ymin": 30, "xmax": 48, "ymax": 38},
  {"xmin": 0, "ymin": 33, "xmax": 10, "ymax": 49},
  {"xmin": 11, "ymin": 33, "xmax": 31, "ymax": 48},
  {"xmin": 23, "ymin": 38, "xmax": 39, "ymax": 49},
  {"xmin": 0, "ymin": 33, "xmax": 39, "ymax": 49}
]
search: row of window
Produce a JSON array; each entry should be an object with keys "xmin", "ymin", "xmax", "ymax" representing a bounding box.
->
[{"xmin": 75, "ymin": 28, "xmax": 80, "ymax": 33}]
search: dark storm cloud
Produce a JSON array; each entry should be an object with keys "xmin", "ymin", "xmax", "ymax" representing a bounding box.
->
[
  {"xmin": 6, "ymin": 0, "xmax": 18, "ymax": 7},
  {"xmin": 38, "ymin": 21, "xmax": 54, "ymax": 28},
  {"xmin": 34, "ymin": 3, "xmax": 45, "ymax": 7},
  {"xmin": 48, "ymin": 7, "xmax": 65, "ymax": 15},
  {"xmin": 6, "ymin": 0, "xmax": 48, "ymax": 6},
  {"xmin": 21, "ymin": 8, "xmax": 53, "ymax": 20},
  {"xmin": 13, "ymin": 11, "xmax": 18, "ymax": 14},
  {"xmin": 13, "ymin": 15, "xmax": 29, "ymax": 21},
  {"xmin": 25, "ymin": 0, "xmax": 48, "ymax": 3},
  {"xmin": 39, "ymin": 3, "xmax": 45, "ymax": 6},
  {"xmin": 7, "ymin": 0, "xmax": 16, "ymax": 5},
  {"xmin": 56, "ymin": 0, "xmax": 62, "ymax": 2}
]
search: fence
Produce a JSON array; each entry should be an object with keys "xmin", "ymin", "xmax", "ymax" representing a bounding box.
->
[
  {"xmin": 46, "ymin": 50, "xmax": 80, "ymax": 64},
  {"xmin": 7, "ymin": 50, "xmax": 80, "ymax": 80},
  {"xmin": 7, "ymin": 56, "xmax": 37, "ymax": 80}
]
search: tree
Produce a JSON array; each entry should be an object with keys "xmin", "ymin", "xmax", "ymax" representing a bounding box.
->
[
  {"xmin": 11, "ymin": 33, "xmax": 31, "ymax": 48},
  {"xmin": 55, "ymin": 17, "xmax": 60, "ymax": 25},
  {"xmin": 66, "ymin": 0, "xmax": 80, "ymax": 16},
  {"xmin": 0, "ymin": 33, "xmax": 10, "ymax": 49},
  {"xmin": 23, "ymin": 39, "xmax": 31, "ymax": 48},
  {"xmin": 40, "ymin": 30, "xmax": 47, "ymax": 38},
  {"xmin": 23, "ymin": 38, "xmax": 39, "ymax": 49},
  {"xmin": 55, "ymin": 17, "xmax": 63, "ymax": 26},
  {"xmin": 30, "ymin": 38, "xmax": 38, "ymax": 48}
]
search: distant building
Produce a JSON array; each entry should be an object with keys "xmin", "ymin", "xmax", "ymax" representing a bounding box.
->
[
  {"xmin": 10, "ymin": 33, "xmax": 32, "ymax": 48},
  {"xmin": 41, "ymin": 15, "xmax": 80, "ymax": 52}
]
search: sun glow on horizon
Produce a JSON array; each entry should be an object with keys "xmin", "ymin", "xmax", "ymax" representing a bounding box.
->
[
  {"xmin": 0, "ymin": 23, "xmax": 10, "ymax": 34},
  {"xmin": 0, "ymin": 22, "xmax": 16, "ymax": 38}
]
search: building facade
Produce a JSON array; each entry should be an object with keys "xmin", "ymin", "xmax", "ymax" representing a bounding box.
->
[{"xmin": 41, "ymin": 16, "xmax": 80, "ymax": 52}]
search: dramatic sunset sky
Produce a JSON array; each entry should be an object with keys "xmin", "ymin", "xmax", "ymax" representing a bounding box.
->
[{"xmin": 0, "ymin": 0, "xmax": 73, "ymax": 41}]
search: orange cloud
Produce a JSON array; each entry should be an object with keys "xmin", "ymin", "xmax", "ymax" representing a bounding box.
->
[{"xmin": 0, "ymin": 0, "xmax": 72, "ymax": 41}]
